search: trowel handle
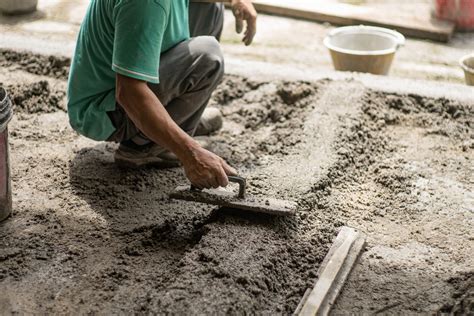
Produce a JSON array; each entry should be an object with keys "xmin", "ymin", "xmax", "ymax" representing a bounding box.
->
[
  {"xmin": 228, "ymin": 176, "xmax": 246, "ymax": 199},
  {"xmin": 190, "ymin": 175, "xmax": 246, "ymax": 199}
]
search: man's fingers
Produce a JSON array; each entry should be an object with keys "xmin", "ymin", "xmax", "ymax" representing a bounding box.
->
[
  {"xmin": 221, "ymin": 160, "xmax": 237, "ymax": 176},
  {"xmin": 233, "ymin": 7, "xmax": 244, "ymax": 34},
  {"xmin": 211, "ymin": 180, "xmax": 220, "ymax": 189},
  {"xmin": 243, "ymin": 32, "xmax": 252, "ymax": 46},
  {"xmin": 216, "ymin": 166, "xmax": 229, "ymax": 188},
  {"xmin": 207, "ymin": 170, "xmax": 221, "ymax": 188},
  {"xmin": 235, "ymin": 17, "xmax": 244, "ymax": 34},
  {"xmin": 201, "ymin": 179, "xmax": 214, "ymax": 190},
  {"xmin": 209, "ymin": 168, "xmax": 223, "ymax": 188},
  {"xmin": 194, "ymin": 177, "xmax": 209, "ymax": 189},
  {"xmin": 192, "ymin": 181, "xmax": 205, "ymax": 190},
  {"xmin": 233, "ymin": 2, "xmax": 257, "ymax": 45},
  {"xmin": 243, "ymin": 12, "xmax": 257, "ymax": 45},
  {"xmin": 191, "ymin": 172, "xmax": 214, "ymax": 190}
]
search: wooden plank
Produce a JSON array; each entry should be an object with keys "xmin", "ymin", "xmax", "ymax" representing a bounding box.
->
[
  {"xmin": 293, "ymin": 289, "xmax": 311, "ymax": 316},
  {"xmin": 318, "ymin": 233, "xmax": 366, "ymax": 315},
  {"xmin": 296, "ymin": 226, "xmax": 366, "ymax": 316},
  {"xmin": 249, "ymin": 0, "xmax": 454, "ymax": 42},
  {"xmin": 299, "ymin": 227, "xmax": 356, "ymax": 316},
  {"xmin": 192, "ymin": 0, "xmax": 454, "ymax": 42}
]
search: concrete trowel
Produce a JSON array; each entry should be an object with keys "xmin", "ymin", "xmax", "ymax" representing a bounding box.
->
[{"xmin": 170, "ymin": 176, "xmax": 297, "ymax": 216}]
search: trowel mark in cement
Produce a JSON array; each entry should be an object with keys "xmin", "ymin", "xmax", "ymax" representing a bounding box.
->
[{"xmin": 251, "ymin": 81, "xmax": 365, "ymax": 199}]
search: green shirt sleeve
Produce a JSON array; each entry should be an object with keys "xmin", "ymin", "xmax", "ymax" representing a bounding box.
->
[{"xmin": 112, "ymin": 0, "xmax": 168, "ymax": 84}]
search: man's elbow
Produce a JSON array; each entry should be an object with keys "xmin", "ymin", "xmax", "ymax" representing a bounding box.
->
[
  {"xmin": 115, "ymin": 74, "xmax": 145, "ymax": 106},
  {"xmin": 115, "ymin": 75, "xmax": 127, "ymax": 106}
]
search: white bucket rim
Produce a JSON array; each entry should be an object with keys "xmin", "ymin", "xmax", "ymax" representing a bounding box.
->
[
  {"xmin": 460, "ymin": 53, "xmax": 474, "ymax": 74},
  {"xmin": 324, "ymin": 25, "xmax": 406, "ymax": 56}
]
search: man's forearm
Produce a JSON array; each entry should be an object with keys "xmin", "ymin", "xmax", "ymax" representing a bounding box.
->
[{"xmin": 116, "ymin": 77, "xmax": 198, "ymax": 162}]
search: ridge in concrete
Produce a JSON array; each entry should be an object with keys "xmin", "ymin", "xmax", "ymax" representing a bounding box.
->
[{"xmin": 257, "ymin": 81, "xmax": 366, "ymax": 198}]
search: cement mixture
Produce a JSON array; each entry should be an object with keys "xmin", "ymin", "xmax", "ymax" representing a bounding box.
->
[{"xmin": 0, "ymin": 50, "xmax": 472, "ymax": 314}]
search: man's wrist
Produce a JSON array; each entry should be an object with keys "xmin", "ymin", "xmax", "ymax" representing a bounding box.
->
[{"xmin": 173, "ymin": 136, "xmax": 201, "ymax": 164}]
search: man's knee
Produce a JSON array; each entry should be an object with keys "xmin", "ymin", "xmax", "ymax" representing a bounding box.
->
[{"xmin": 192, "ymin": 36, "xmax": 224, "ymax": 79}]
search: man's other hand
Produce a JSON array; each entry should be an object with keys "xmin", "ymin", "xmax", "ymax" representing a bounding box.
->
[
  {"xmin": 183, "ymin": 144, "xmax": 237, "ymax": 189},
  {"xmin": 231, "ymin": 0, "xmax": 257, "ymax": 46}
]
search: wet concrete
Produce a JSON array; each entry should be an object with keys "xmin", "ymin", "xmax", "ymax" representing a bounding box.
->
[{"xmin": 0, "ymin": 51, "xmax": 472, "ymax": 314}]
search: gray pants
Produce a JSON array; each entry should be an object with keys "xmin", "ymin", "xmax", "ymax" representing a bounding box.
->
[
  {"xmin": 107, "ymin": 3, "xmax": 225, "ymax": 143},
  {"xmin": 189, "ymin": 3, "xmax": 225, "ymax": 40}
]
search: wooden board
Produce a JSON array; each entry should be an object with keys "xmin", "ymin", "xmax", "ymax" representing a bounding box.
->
[
  {"xmin": 294, "ymin": 226, "xmax": 366, "ymax": 316},
  {"xmin": 221, "ymin": 0, "xmax": 454, "ymax": 42},
  {"xmin": 253, "ymin": 0, "xmax": 455, "ymax": 42}
]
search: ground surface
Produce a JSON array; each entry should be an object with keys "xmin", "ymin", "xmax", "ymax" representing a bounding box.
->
[
  {"xmin": 0, "ymin": 51, "xmax": 473, "ymax": 314},
  {"xmin": 0, "ymin": 0, "xmax": 473, "ymax": 84},
  {"xmin": 1, "ymin": 0, "xmax": 473, "ymax": 314}
]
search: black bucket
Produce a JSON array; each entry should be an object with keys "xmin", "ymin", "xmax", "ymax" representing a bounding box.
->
[{"xmin": 0, "ymin": 87, "xmax": 13, "ymax": 222}]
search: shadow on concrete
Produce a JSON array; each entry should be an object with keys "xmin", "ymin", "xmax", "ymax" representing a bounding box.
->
[
  {"xmin": 67, "ymin": 143, "xmax": 183, "ymax": 233},
  {"xmin": 67, "ymin": 143, "xmax": 297, "ymax": 240}
]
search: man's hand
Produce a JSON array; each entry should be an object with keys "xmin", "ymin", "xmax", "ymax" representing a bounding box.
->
[
  {"xmin": 116, "ymin": 74, "xmax": 236, "ymax": 189},
  {"xmin": 231, "ymin": 0, "xmax": 257, "ymax": 46},
  {"xmin": 182, "ymin": 145, "xmax": 237, "ymax": 189}
]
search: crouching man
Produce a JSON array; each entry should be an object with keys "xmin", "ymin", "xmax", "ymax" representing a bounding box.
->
[{"xmin": 67, "ymin": 0, "xmax": 257, "ymax": 189}]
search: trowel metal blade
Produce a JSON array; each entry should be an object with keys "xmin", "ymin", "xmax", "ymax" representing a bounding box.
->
[{"xmin": 170, "ymin": 186, "xmax": 297, "ymax": 216}]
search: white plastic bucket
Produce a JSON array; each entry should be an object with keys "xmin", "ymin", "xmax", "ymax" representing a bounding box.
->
[
  {"xmin": 324, "ymin": 25, "xmax": 405, "ymax": 75},
  {"xmin": 460, "ymin": 53, "xmax": 474, "ymax": 86}
]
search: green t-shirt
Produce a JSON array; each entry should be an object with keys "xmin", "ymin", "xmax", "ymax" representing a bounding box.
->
[{"xmin": 67, "ymin": 0, "xmax": 190, "ymax": 141}]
